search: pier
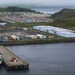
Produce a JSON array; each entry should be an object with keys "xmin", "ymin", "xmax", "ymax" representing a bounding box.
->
[{"xmin": 0, "ymin": 46, "xmax": 29, "ymax": 70}]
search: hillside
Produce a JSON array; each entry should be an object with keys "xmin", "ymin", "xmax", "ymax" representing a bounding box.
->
[
  {"xmin": 0, "ymin": 6, "xmax": 36, "ymax": 12},
  {"xmin": 51, "ymin": 8, "xmax": 75, "ymax": 19},
  {"xmin": 51, "ymin": 8, "xmax": 75, "ymax": 28}
]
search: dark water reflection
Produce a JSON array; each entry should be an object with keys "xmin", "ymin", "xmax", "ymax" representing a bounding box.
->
[{"xmin": 1, "ymin": 43, "xmax": 75, "ymax": 75}]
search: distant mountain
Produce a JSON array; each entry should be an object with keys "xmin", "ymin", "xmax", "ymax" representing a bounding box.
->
[
  {"xmin": 51, "ymin": 8, "xmax": 75, "ymax": 19},
  {"xmin": 0, "ymin": 6, "xmax": 37, "ymax": 12}
]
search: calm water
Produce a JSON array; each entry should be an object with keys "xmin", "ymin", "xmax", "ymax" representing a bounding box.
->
[
  {"xmin": 32, "ymin": 7, "xmax": 62, "ymax": 14},
  {"xmin": 32, "ymin": 6, "xmax": 75, "ymax": 14},
  {"xmin": 1, "ymin": 43, "xmax": 75, "ymax": 75}
]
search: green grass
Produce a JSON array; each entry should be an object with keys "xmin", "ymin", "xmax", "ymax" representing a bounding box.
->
[
  {"xmin": 50, "ymin": 19, "xmax": 75, "ymax": 29},
  {"xmin": 1, "ymin": 38, "xmax": 75, "ymax": 46},
  {"xmin": 5, "ymin": 19, "xmax": 75, "ymax": 29},
  {"xmin": 7, "ymin": 22, "xmax": 51, "ymax": 28}
]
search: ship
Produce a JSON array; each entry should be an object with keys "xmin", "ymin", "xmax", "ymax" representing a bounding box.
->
[{"xmin": 0, "ymin": 53, "xmax": 2, "ymax": 65}]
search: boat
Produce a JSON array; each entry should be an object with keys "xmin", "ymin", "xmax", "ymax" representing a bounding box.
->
[
  {"xmin": 0, "ymin": 53, "xmax": 2, "ymax": 65},
  {"xmin": 0, "ymin": 59, "xmax": 2, "ymax": 65}
]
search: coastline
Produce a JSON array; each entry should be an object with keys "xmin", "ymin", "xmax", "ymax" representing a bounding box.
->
[{"xmin": 1, "ymin": 38, "xmax": 75, "ymax": 46}]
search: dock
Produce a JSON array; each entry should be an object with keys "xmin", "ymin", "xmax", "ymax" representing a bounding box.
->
[{"xmin": 0, "ymin": 46, "xmax": 29, "ymax": 70}]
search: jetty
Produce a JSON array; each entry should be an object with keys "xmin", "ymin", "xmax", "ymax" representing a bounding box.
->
[{"xmin": 0, "ymin": 46, "xmax": 29, "ymax": 70}]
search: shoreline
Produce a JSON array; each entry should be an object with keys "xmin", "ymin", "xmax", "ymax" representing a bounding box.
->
[{"xmin": 1, "ymin": 38, "xmax": 75, "ymax": 46}]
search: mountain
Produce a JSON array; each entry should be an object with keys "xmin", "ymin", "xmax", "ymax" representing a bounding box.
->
[
  {"xmin": 51, "ymin": 8, "xmax": 75, "ymax": 28},
  {"xmin": 51, "ymin": 8, "xmax": 75, "ymax": 19},
  {"xmin": 0, "ymin": 6, "xmax": 36, "ymax": 12}
]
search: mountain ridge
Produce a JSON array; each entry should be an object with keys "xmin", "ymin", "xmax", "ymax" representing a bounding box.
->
[
  {"xmin": 0, "ymin": 6, "xmax": 37, "ymax": 12},
  {"xmin": 51, "ymin": 8, "xmax": 75, "ymax": 19}
]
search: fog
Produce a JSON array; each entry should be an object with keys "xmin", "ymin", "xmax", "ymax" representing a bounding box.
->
[{"xmin": 0, "ymin": 0, "xmax": 75, "ymax": 6}]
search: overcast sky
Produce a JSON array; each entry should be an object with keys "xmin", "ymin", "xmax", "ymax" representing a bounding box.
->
[{"xmin": 0, "ymin": 0, "xmax": 75, "ymax": 6}]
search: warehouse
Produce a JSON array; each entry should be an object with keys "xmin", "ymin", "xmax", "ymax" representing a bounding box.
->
[
  {"xmin": 11, "ymin": 35, "xmax": 19, "ymax": 40},
  {"xmin": 34, "ymin": 26, "xmax": 75, "ymax": 38},
  {"xmin": 36, "ymin": 34, "xmax": 46, "ymax": 39},
  {"xmin": 0, "ymin": 23, "xmax": 7, "ymax": 26}
]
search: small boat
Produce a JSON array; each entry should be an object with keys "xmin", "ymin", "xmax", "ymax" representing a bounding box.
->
[
  {"xmin": 0, "ymin": 59, "xmax": 2, "ymax": 65},
  {"xmin": 0, "ymin": 53, "xmax": 2, "ymax": 65}
]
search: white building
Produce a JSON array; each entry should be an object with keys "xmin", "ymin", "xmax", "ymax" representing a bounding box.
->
[
  {"xmin": 34, "ymin": 26, "xmax": 75, "ymax": 38},
  {"xmin": 23, "ymin": 28, "xmax": 28, "ymax": 30},
  {"xmin": 11, "ymin": 35, "xmax": 19, "ymax": 40},
  {"xmin": 36, "ymin": 34, "xmax": 46, "ymax": 39},
  {"xmin": 0, "ymin": 23, "xmax": 7, "ymax": 26}
]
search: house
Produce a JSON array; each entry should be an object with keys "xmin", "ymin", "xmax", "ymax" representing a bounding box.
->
[
  {"xmin": 36, "ymin": 34, "xmax": 46, "ymax": 39},
  {"xmin": 11, "ymin": 35, "xmax": 19, "ymax": 40},
  {"xmin": 3, "ymin": 36, "xmax": 9, "ymax": 41},
  {"xmin": 48, "ymin": 36, "xmax": 54, "ymax": 38},
  {"xmin": 25, "ymin": 35, "xmax": 37, "ymax": 39},
  {"xmin": 23, "ymin": 28, "xmax": 28, "ymax": 30},
  {"xmin": 29, "ymin": 35, "xmax": 37, "ymax": 39},
  {"xmin": 18, "ymin": 36, "xmax": 26, "ymax": 40}
]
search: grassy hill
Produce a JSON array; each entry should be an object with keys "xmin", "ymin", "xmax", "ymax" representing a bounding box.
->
[
  {"xmin": 51, "ymin": 8, "xmax": 75, "ymax": 28},
  {"xmin": 51, "ymin": 8, "xmax": 75, "ymax": 19},
  {"xmin": 0, "ymin": 6, "xmax": 37, "ymax": 12}
]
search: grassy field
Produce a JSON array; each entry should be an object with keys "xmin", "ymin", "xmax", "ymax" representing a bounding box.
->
[
  {"xmin": 8, "ymin": 20, "xmax": 75, "ymax": 29},
  {"xmin": 50, "ymin": 19, "xmax": 75, "ymax": 29},
  {"xmin": 6, "ymin": 22, "xmax": 51, "ymax": 28},
  {"xmin": 1, "ymin": 38, "xmax": 75, "ymax": 46}
]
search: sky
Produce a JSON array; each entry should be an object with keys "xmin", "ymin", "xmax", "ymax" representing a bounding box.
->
[{"xmin": 0, "ymin": 0, "xmax": 75, "ymax": 6}]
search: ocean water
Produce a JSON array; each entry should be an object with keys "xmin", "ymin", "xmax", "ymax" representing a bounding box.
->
[
  {"xmin": 1, "ymin": 6, "xmax": 75, "ymax": 75},
  {"xmin": 32, "ymin": 7, "xmax": 62, "ymax": 14},
  {"xmin": 32, "ymin": 6, "xmax": 75, "ymax": 14},
  {"xmin": 0, "ymin": 43, "xmax": 75, "ymax": 75}
]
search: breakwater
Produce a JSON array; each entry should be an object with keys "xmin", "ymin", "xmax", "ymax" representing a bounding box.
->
[{"xmin": 0, "ymin": 46, "xmax": 29, "ymax": 70}]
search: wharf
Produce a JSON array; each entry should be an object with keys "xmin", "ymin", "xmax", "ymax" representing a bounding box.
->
[{"xmin": 0, "ymin": 46, "xmax": 29, "ymax": 70}]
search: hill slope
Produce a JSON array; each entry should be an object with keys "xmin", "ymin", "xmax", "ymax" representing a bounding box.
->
[
  {"xmin": 0, "ymin": 6, "xmax": 36, "ymax": 12},
  {"xmin": 51, "ymin": 8, "xmax": 75, "ymax": 19},
  {"xmin": 51, "ymin": 9, "xmax": 75, "ymax": 28}
]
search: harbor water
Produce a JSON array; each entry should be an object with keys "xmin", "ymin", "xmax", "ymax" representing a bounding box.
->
[
  {"xmin": 1, "ymin": 6, "xmax": 75, "ymax": 75},
  {"xmin": 0, "ymin": 43, "xmax": 75, "ymax": 75},
  {"xmin": 32, "ymin": 6, "xmax": 75, "ymax": 14}
]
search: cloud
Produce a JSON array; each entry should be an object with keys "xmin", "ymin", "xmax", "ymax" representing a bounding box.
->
[{"xmin": 0, "ymin": 0, "xmax": 75, "ymax": 6}]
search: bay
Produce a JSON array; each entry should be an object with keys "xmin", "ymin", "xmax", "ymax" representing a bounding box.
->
[
  {"xmin": 32, "ymin": 6, "xmax": 75, "ymax": 14},
  {"xmin": 0, "ymin": 43, "xmax": 75, "ymax": 75}
]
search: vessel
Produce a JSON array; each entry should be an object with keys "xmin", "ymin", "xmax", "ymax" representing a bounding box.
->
[{"xmin": 0, "ymin": 53, "xmax": 2, "ymax": 65}]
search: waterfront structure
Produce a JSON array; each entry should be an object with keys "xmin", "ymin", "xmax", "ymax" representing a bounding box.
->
[
  {"xmin": 0, "ymin": 53, "xmax": 2, "ymax": 65},
  {"xmin": 34, "ymin": 26, "xmax": 75, "ymax": 37},
  {"xmin": 0, "ymin": 46, "xmax": 29, "ymax": 70}
]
